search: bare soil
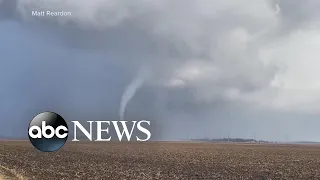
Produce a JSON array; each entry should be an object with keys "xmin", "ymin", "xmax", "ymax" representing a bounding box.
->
[{"xmin": 1, "ymin": 141, "xmax": 320, "ymax": 179}]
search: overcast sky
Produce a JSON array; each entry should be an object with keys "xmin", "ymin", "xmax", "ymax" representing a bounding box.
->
[{"xmin": 0, "ymin": 0, "xmax": 319, "ymax": 141}]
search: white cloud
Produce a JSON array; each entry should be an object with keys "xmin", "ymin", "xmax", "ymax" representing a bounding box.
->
[
  {"xmin": 1, "ymin": 0, "xmax": 320, "ymax": 116},
  {"xmin": 246, "ymin": 29, "xmax": 320, "ymax": 114}
]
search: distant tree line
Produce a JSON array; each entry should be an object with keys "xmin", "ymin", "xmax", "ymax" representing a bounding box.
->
[{"xmin": 191, "ymin": 138, "xmax": 270, "ymax": 143}]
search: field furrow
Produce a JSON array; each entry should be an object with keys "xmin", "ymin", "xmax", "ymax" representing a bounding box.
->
[{"xmin": 1, "ymin": 141, "xmax": 320, "ymax": 179}]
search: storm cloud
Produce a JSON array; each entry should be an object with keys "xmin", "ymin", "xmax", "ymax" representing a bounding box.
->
[{"xmin": 0, "ymin": 0, "xmax": 320, "ymax": 141}]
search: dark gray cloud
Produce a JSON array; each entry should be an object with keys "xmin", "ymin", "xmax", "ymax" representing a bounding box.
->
[{"xmin": 0, "ymin": 0, "xmax": 320, "ymax": 141}]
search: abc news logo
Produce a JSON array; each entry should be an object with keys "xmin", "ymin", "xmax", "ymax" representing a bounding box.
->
[{"xmin": 28, "ymin": 112, "xmax": 151, "ymax": 152}]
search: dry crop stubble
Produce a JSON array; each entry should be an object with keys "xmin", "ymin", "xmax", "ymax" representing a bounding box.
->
[
  {"xmin": 1, "ymin": 141, "xmax": 320, "ymax": 179},
  {"xmin": 0, "ymin": 164, "xmax": 25, "ymax": 180}
]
